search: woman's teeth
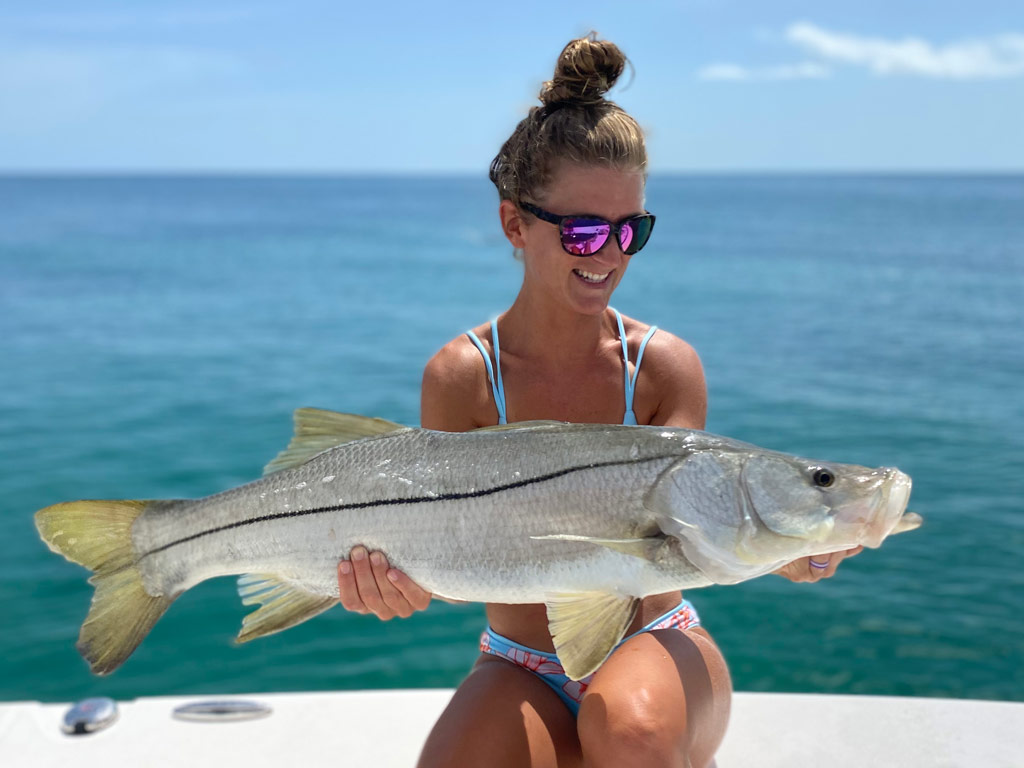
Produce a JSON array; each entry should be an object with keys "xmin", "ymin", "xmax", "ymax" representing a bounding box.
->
[{"xmin": 573, "ymin": 269, "xmax": 610, "ymax": 284}]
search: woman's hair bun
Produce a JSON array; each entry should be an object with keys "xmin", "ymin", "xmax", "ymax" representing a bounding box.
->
[{"xmin": 539, "ymin": 33, "xmax": 627, "ymax": 107}]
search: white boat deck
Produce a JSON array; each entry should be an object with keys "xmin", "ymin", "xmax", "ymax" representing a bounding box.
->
[{"xmin": 2, "ymin": 690, "xmax": 1021, "ymax": 767}]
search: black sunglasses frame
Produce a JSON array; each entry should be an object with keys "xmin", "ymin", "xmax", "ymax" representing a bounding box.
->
[{"xmin": 519, "ymin": 202, "xmax": 656, "ymax": 257}]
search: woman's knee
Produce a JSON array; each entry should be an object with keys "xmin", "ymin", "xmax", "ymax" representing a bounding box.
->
[
  {"xmin": 578, "ymin": 686, "xmax": 689, "ymax": 767},
  {"xmin": 576, "ymin": 629, "xmax": 732, "ymax": 768}
]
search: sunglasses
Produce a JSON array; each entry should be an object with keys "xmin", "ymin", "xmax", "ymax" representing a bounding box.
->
[{"xmin": 520, "ymin": 201, "xmax": 656, "ymax": 257}]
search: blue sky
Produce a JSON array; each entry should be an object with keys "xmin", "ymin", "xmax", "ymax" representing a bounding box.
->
[{"xmin": 1, "ymin": 1, "xmax": 1022, "ymax": 172}]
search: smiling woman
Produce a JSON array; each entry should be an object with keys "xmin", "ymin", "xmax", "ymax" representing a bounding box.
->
[{"xmin": 330, "ymin": 32, "xmax": 866, "ymax": 768}]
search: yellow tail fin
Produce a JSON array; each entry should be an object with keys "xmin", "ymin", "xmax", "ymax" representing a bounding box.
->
[{"xmin": 35, "ymin": 500, "xmax": 175, "ymax": 675}]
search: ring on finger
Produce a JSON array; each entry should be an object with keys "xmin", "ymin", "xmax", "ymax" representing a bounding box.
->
[{"xmin": 809, "ymin": 557, "xmax": 831, "ymax": 570}]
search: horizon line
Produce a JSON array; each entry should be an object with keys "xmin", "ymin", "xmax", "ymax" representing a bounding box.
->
[{"xmin": 2, "ymin": 168, "xmax": 1023, "ymax": 178}]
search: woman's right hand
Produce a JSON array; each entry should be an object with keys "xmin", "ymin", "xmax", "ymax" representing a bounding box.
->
[{"xmin": 337, "ymin": 546, "xmax": 433, "ymax": 620}]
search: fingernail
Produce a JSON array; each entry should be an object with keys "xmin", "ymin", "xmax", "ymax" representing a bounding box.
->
[
  {"xmin": 339, "ymin": 561, "xmax": 351, "ymax": 575},
  {"xmin": 352, "ymin": 547, "xmax": 366, "ymax": 561},
  {"xmin": 387, "ymin": 570, "xmax": 399, "ymax": 583},
  {"xmin": 370, "ymin": 552, "xmax": 384, "ymax": 566}
]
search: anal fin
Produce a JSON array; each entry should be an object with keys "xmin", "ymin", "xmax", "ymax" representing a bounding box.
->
[
  {"xmin": 236, "ymin": 573, "xmax": 335, "ymax": 643},
  {"xmin": 545, "ymin": 591, "xmax": 640, "ymax": 681}
]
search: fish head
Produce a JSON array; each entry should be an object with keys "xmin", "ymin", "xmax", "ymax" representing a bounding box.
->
[
  {"xmin": 649, "ymin": 446, "xmax": 915, "ymax": 584},
  {"xmin": 741, "ymin": 453, "xmax": 913, "ymax": 551}
]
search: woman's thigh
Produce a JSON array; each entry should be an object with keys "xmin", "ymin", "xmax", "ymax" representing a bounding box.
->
[
  {"xmin": 417, "ymin": 655, "xmax": 583, "ymax": 768},
  {"xmin": 577, "ymin": 628, "xmax": 732, "ymax": 768}
]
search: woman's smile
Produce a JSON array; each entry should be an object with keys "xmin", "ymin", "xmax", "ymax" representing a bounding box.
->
[{"xmin": 572, "ymin": 267, "xmax": 612, "ymax": 286}]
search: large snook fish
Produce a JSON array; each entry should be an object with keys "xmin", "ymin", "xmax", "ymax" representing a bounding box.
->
[{"xmin": 36, "ymin": 409, "xmax": 920, "ymax": 680}]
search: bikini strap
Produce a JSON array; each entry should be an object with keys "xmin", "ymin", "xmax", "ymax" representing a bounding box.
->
[
  {"xmin": 611, "ymin": 307, "xmax": 658, "ymax": 425},
  {"xmin": 465, "ymin": 321, "xmax": 507, "ymax": 425}
]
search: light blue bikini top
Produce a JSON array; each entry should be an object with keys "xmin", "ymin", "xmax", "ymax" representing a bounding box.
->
[{"xmin": 465, "ymin": 308, "xmax": 658, "ymax": 426}]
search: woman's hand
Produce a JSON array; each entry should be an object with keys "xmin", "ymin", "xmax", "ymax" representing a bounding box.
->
[
  {"xmin": 772, "ymin": 546, "xmax": 864, "ymax": 583},
  {"xmin": 337, "ymin": 546, "xmax": 433, "ymax": 619}
]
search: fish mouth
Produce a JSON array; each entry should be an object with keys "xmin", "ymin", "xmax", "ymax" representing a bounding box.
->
[{"xmin": 864, "ymin": 468, "xmax": 913, "ymax": 547}]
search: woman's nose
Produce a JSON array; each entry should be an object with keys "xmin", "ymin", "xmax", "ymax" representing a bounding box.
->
[{"xmin": 591, "ymin": 237, "xmax": 628, "ymax": 266}]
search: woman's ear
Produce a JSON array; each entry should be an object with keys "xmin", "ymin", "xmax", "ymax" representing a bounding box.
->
[{"xmin": 499, "ymin": 199, "xmax": 527, "ymax": 248}]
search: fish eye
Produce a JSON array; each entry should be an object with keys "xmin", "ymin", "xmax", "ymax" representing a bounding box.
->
[{"xmin": 813, "ymin": 468, "xmax": 835, "ymax": 488}]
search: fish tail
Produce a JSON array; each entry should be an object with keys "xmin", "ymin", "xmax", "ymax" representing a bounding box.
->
[{"xmin": 35, "ymin": 499, "xmax": 175, "ymax": 675}]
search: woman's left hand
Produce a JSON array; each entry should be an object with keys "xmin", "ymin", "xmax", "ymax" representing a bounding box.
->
[{"xmin": 772, "ymin": 546, "xmax": 864, "ymax": 583}]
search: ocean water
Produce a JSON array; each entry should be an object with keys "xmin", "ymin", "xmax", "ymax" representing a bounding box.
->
[{"xmin": 1, "ymin": 174, "xmax": 1021, "ymax": 704}]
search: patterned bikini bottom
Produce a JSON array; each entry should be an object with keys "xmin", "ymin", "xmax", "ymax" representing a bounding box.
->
[{"xmin": 478, "ymin": 599, "xmax": 702, "ymax": 716}]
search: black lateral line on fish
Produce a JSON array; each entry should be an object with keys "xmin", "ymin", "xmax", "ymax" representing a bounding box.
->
[{"xmin": 138, "ymin": 454, "xmax": 675, "ymax": 560}]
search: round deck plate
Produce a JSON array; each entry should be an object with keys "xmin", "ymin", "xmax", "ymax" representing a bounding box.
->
[
  {"xmin": 62, "ymin": 697, "xmax": 119, "ymax": 735},
  {"xmin": 171, "ymin": 699, "xmax": 272, "ymax": 723}
]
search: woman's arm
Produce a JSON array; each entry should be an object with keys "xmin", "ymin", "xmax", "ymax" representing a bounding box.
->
[
  {"xmin": 420, "ymin": 338, "xmax": 487, "ymax": 432},
  {"xmin": 642, "ymin": 332, "xmax": 708, "ymax": 430}
]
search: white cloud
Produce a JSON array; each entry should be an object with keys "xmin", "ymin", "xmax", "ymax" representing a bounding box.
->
[
  {"xmin": 697, "ymin": 64, "xmax": 748, "ymax": 81},
  {"xmin": 698, "ymin": 62, "xmax": 830, "ymax": 81},
  {"xmin": 787, "ymin": 22, "xmax": 1024, "ymax": 79},
  {"xmin": 698, "ymin": 22, "xmax": 1024, "ymax": 82}
]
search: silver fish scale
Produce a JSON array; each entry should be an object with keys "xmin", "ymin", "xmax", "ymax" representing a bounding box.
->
[{"xmin": 132, "ymin": 424, "xmax": 711, "ymax": 601}]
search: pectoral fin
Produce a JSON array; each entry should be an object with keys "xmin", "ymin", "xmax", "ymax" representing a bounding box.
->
[
  {"xmin": 236, "ymin": 573, "xmax": 335, "ymax": 642},
  {"xmin": 530, "ymin": 534, "xmax": 666, "ymax": 560},
  {"xmin": 545, "ymin": 591, "xmax": 640, "ymax": 681}
]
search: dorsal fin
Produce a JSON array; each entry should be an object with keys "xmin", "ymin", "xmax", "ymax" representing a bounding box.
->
[{"xmin": 263, "ymin": 408, "xmax": 407, "ymax": 475}]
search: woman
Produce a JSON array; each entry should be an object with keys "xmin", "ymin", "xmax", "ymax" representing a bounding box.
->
[{"xmin": 336, "ymin": 35, "xmax": 862, "ymax": 768}]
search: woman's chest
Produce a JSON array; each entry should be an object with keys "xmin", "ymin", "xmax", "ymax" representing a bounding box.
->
[{"xmin": 496, "ymin": 354, "xmax": 646, "ymax": 425}]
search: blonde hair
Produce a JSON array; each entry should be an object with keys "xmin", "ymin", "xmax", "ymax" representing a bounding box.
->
[{"xmin": 489, "ymin": 33, "xmax": 647, "ymax": 206}]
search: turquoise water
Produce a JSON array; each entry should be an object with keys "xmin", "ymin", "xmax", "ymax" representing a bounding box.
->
[{"xmin": 1, "ymin": 175, "xmax": 1022, "ymax": 704}]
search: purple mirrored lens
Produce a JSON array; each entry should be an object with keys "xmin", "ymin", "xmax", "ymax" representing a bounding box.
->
[
  {"xmin": 621, "ymin": 215, "xmax": 654, "ymax": 255},
  {"xmin": 618, "ymin": 220, "xmax": 635, "ymax": 252},
  {"xmin": 561, "ymin": 218, "xmax": 610, "ymax": 256}
]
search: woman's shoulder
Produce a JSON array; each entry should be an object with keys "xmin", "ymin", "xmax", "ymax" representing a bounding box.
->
[
  {"xmin": 424, "ymin": 322, "xmax": 497, "ymax": 384},
  {"xmin": 421, "ymin": 327, "xmax": 495, "ymax": 431},
  {"xmin": 618, "ymin": 313, "xmax": 706, "ymax": 429},
  {"xmin": 617, "ymin": 312, "xmax": 701, "ymax": 369}
]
